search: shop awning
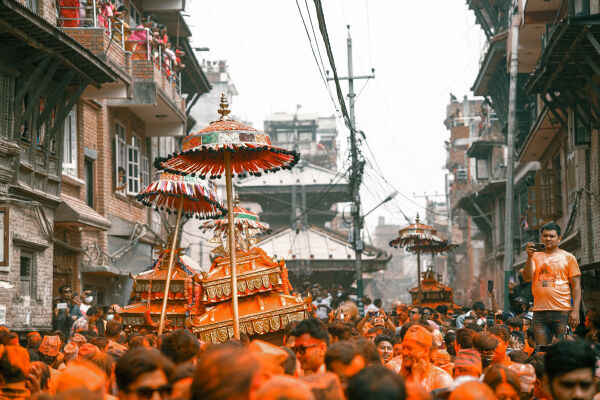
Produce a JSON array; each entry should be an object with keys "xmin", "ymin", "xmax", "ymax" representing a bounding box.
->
[{"xmin": 55, "ymin": 195, "xmax": 111, "ymax": 231}]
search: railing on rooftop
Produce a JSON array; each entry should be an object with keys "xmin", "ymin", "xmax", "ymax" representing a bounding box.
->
[{"xmin": 57, "ymin": 5, "xmax": 182, "ymax": 97}]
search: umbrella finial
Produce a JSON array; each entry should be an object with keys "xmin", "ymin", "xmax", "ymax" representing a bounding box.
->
[
  {"xmin": 218, "ymin": 93, "xmax": 231, "ymax": 121},
  {"xmin": 415, "ymin": 213, "xmax": 420, "ymax": 223}
]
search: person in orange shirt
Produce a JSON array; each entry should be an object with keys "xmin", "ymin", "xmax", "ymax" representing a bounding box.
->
[
  {"xmin": 522, "ymin": 222, "xmax": 581, "ymax": 347},
  {"xmin": 400, "ymin": 325, "xmax": 453, "ymax": 392}
]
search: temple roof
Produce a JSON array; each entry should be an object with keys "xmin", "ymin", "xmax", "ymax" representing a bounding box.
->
[
  {"xmin": 235, "ymin": 160, "xmax": 348, "ymax": 192},
  {"xmin": 258, "ymin": 225, "xmax": 389, "ymax": 266}
]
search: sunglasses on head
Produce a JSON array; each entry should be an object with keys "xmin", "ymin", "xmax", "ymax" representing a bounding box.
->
[
  {"xmin": 133, "ymin": 385, "xmax": 172, "ymax": 400},
  {"xmin": 292, "ymin": 344, "xmax": 319, "ymax": 355}
]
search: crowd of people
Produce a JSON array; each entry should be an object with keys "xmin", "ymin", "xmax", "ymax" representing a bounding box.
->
[
  {"xmin": 58, "ymin": 1, "xmax": 186, "ymax": 77},
  {"xmin": 0, "ymin": 224, "xmax": 598, "ymax": 399}
]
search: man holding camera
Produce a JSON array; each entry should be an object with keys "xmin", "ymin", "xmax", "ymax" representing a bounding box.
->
[{"xmin": 523, "ymin": 222, "xmax": 581, "ymax": 347}]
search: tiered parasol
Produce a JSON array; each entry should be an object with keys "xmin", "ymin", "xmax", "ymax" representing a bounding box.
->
[
  {"xmin": 154, "ymin": 94, "xmax": 299, "ymax": 338},
  {"xmin": 200, "ymin": 201, "xmax": 271, "ymax": 237},
  {"xmin": 135, "ymin": 172, "xmax": 226, "ymax": 334},
  {"xmin": 389, "ymin": 214, "xmax": 456, "ymax": 304}
]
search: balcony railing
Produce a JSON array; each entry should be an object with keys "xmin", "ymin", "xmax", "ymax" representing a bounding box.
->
[{"xmin": 57, "ymin": 5, "xmax": 181, "ymax": 97}]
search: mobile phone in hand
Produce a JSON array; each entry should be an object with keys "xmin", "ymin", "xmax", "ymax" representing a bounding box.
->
[
  {"xmin": 487, "ymin": 280, "xmax": 494, "ymax": 293},
  {"xmin": 533, "ymin": 243, "xmax": 546, "ymax": 252}
]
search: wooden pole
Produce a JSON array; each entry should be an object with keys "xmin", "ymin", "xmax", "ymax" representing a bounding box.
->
[
  {"xmin": 157, "ymin": 198, "xmax": 184, "ymax": 335},
  {"xmin": 417, "ymin": 252, "xmax": 422, "ymax": 305},
  {"xmin": 224, "ymin": 152, "xmax": 240, "ymax": 339}
]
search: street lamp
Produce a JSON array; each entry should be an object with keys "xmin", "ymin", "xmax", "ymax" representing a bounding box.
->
[{"xmin": 355, "ymin": 190, "xmax": 398, "ymax": 315}]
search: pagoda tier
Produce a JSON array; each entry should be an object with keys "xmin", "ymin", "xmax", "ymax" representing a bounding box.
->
[
  {"xmin": 190, "ymin": 292, "xmax": 309, "ymax": 343},
  {"xmin": 120, "ymin": 250, "xmax": 203, "ymax": 331},
  {"xmin": 195, "ymin": 247, "xmax": 292, "ymax": 304},
  {"xmin": 409, "ymin": 268, "xmax": 460, "ymax": 312}
]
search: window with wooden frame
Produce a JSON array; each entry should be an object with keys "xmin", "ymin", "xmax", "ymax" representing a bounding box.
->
[
  {"xmin": 62, "ymin": 108, "xmax": 77, "ymax": 177},
  {"xmin": 553, "ymin": 154, "xmax": 563, "ymax": 216},
  {"xmin": 114, "ymin": 122, "xmax": 127, "ymax": 193},
  {"xmin": 127, "ymin": 135, "xmax": 140, "ymax": 195},
  {"xmin": 141, "ymin": 155, "xmax": 149, "ymax": 188},
  {"xmin": 527, "ymin": 169, "xmax": 561, "ymax": 229},
  {"xmin": 19, "ymin": 251, "xmax": 36, "ymax": 298},
  {"xmin": 572, "ymin": 103, "xmax": 591, "ymax": 146},
  {"xmin": 0, "ymin": 208, "xmax": 8, "ymax": 268},
  {"xmin": 476, "ymin": 158, "xmax": 490, "ymax": 180}
]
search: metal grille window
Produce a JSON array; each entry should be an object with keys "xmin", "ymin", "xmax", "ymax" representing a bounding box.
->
[
  {"xmin": 114, "ymin": 122, "xmax": 127, "ymax": 193},
  {"xmin": 127, "ymin": 136, "xmax": 140, "ymax": 195},
  {"xmin": 62, "ymin": 108, "xmax": 77, "ymax": 177}
]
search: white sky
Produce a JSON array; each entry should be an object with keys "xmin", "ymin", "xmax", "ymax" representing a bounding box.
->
[{"xmin": 186, "ymin": 0, "xmax": 485, "ymax": 236}]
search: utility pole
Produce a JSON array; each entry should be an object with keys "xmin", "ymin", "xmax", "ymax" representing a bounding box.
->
[
  {"xmin": 328, "ymin": 26, "xmax": 374, "ymax": 315},
  {"xmin": 503, "ymin": 6, "xmax": 519, "ymax": 310},
  {"xmin": 290, "ymin": 105, "xmax": 301, "ymax": 229}
]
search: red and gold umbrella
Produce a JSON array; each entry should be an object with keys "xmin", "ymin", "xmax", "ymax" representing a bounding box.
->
[
  {"xmin": 389, "ymin": 214, "xmax": 456, "ymax": 304},
  {"xmin": 153, "ymin": 94, "xmax": 299, "ymax": 338},
  {"xmin": 135, "ymin": 172, "xmax": 225, "ymax": 335},
  {"xmin": 136, "ymin": 172, "xmax": 226, "ymax": 219},
  {"xmin": 200, "ymin": 205, "xmax": 271, "ymax": 235}
]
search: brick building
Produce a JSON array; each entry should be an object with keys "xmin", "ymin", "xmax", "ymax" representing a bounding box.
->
[
  {"xmin": 0, "ymin": 0, "xmax": 211, "ymax": 331},
  {"xmin": 461, "ymin": 0, "xmax": 600, "ymax": 311}
]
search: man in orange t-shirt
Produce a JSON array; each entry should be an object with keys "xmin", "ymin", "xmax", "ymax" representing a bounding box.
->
[{"xmin": 522, "ymin": 222, "xmax": 581, "ymax": 347}]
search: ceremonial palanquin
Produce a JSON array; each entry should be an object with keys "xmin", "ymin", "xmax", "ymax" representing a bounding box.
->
[
  {"xmin": 120, "ymin": 249, "xmax": 203, "ymax": 331},
  {"xmin": 191, "ymin": 246, "xmax": 308, "ymax": 344},
  {"xmin": 119, "ymin": 209, "xmax": 310, "ymax": 343}
]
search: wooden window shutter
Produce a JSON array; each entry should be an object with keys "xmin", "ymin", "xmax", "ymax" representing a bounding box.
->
[{"xmin": 528, "ymin": 169, "xmax": 560, "ymax": 229}]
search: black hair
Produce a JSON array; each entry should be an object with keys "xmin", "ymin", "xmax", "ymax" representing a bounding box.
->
[
  {"xmin": 105, "ymin": 319, "xmax": 122, "ymax": 338},
  {"xmin": 374, "ymin": 334, "xmax": 393, "ymax": 347},
  {"xmin": 465, "ymin": 322, "xmax": 483, "ymax": 332},
  {"xmin": 280, "ymin": 346, "xmax": 296, "ymax": 375},
  {"xmin": 436, "ymin": 305, "xmax": 449, "ymax": 315},
  {"xmin": 527, "ymin": 352, "xmax": 545, "ymax": 380},
  {"xmin": 506, "ymin": 317, "xmax": 523, "ymax": 330},
  {"xmin": 373, "ymin": 298, "xmax": 382, "ymax": 308},
  {"xmin": 0, "ymin": 347, "xmax": 28, "ymax": 383},
  {"xmin": 456, "ymin": 328, "xmax": 476, "ymax": 349},
  {"xmin": 86, "ymin": 306, "xmax": 99, "ymax": 317},
  {"xmin": 472, "ymin": 302, "xmax": 485, "ymax": 311},
  {"xmin": 59, "ymin": 285, "xmax": 71, "ymax": 295},
  {"xmin": 327, "ymin": 321, "xmax": 354, "ymax": 342},
  {"xmin": 473, "ymin": 331, "xmax": 499, "ymax": 353},
  {"xmin": 159, "ymin": 330, "xmax": 200, "ymax": 364},
  {"xmin": 488, "ymin": 324, "xmax": 510, "ymax": 343},
  {"xmin": 540, "ymin": 222, "xmax": 561, "ymax": 237},
  {"xmin": 89, "ymin": 337, "xmax": 109, "ymax": 352},
  {"xmin": 325, "ymin": 341, "xmax": 361, "ymax": 370},
  {"xmin": 545, "ymin": 340, "xmax": 596, "ymax": 381},
  {"xmin": 363, "ymin": 297, "xmax": 372, "ymax": 305},
  {"xmin": 347, "ymin": 366, "xmax": 406, "ymax": 400},
  {"xmin": 115, "ymin": 347, "xmax": 174, "ymax": 392},
  {"xmin": 191, "ymin": 345, "xmax": 259, "ymax": 400},
  {"xmin": 508, "ymin": 350, "xmax": 528, "ymax": 363},
  {"xmin": 117, "ymin": 5, "xmax": 126, "ymax": 12},
  {"xmin": 284, "ymin": 320, "xmax": 300, "ymax": 339},
  {"xmin": 291, "ymin": 317, "xmax": 330, "ymax": 345},
  {"xmin": 355, "ymin": 339, "xmax": 382, "ymax": 366}
]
